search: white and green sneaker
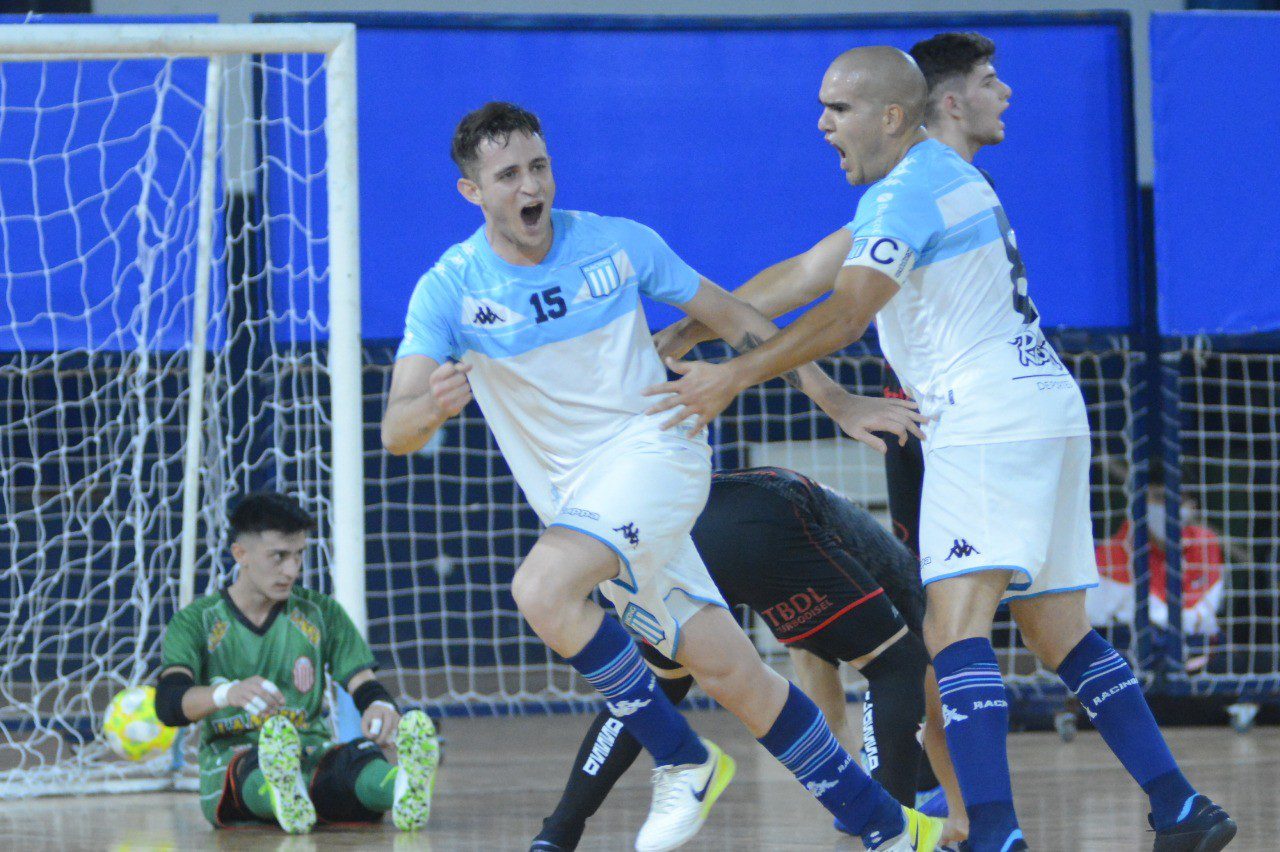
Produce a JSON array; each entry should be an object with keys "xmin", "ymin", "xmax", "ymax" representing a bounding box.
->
[
  {"xmin": 392, "ymin": 710, "xmax": 440, "ymax": 831},
  {"xmin": 257, "ymin": 715, "xmax": 316, "ymax": 835}
]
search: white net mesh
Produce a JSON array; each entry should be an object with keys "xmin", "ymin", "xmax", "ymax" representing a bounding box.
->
[
  {"xmin": 0, "ymin": 41, "xmax": 341, "ymax": 796},
  {"xmin": 367, "ymin": 335, "xmax": 1144, "ymax": 713},
  {"xmin": 1174, "ymin": 343, "xmax": 1280, "ymax": 692}
]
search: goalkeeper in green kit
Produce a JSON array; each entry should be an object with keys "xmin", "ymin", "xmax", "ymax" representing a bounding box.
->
[{"xmin": 155, "ymin": 492, "xmax": 439, "ymax": 834}]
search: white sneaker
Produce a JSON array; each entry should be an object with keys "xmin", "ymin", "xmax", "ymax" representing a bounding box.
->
[{"xmin": 634, "ymin": 738, "xmax": 735, "ymax": 852}]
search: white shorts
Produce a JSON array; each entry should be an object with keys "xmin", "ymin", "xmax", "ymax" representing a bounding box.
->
[
  {"xmin": 919, "ymin": 435, "xmax": 1099, "ymax": 602},
  {"xmin": 547, "ymin": 433, "xmax": 727, "ymax": 658}
]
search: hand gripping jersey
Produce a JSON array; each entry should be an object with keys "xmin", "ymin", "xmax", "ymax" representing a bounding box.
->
[
  {"xmin": 397, "ymin": 209, "xmax": 706, "ymax": 520},
  {"xmin": 842, "ymin": 139, "xmax": 1089, "ymax": 449}
]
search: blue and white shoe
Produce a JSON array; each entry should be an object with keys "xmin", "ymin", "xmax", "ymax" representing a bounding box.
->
[{"xmin": 1151, "ymin": 795, "xmax": 1236, "ymax": 852}]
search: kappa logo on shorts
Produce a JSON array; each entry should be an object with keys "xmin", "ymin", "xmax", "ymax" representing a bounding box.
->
[
  {"xmin": 945, "ymin": 538, "xmax": 981, "ymax": 560},
  {"xmin": 613, "ymin": 522, "xmax": 640, "ymax": 547}
]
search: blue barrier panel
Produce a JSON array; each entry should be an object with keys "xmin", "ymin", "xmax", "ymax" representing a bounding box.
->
[
  {"xmin": 0, "ymin": 15, "xmax": 217, "ymax": 354},
  {"xmin": 261, "ymin": 13, "xmax": 1137, "ymax": 339},
  {"xmin": 1151, "ymin": 12, "xmax": 1280, "ymax": 335}
]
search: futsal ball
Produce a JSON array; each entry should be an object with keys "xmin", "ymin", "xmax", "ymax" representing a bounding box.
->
[{"xmin": 103, "ymin": 686, "xmax": 176, "ymax": 761}]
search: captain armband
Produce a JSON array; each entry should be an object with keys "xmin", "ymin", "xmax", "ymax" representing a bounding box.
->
[{"xmin": 842, "ymin": 235, "xmax": 916, "ymax": 286}]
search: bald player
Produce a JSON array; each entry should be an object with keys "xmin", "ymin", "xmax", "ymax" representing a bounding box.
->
[
  {"xmin": 655, "ymin": 32, "xmax": 1013, "ymax": 562},
  {"xmin": 643, "ymin": 47, "xmax": 1235, "ymax": 852}
]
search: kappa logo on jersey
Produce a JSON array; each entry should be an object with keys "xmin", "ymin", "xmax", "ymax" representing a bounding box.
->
[
  {"xmin": 292, "ymin": 656, "xmax": 315, "ymax": 692},
  {"xmin": 613, "ymin": 522, "xmax": 640, "ymax": 547},
  {"xmin": 605, "ymin": 698, "xmax": 651, "ymax": 717},
  {"xmin": 805, "ymin": 779, "xmax": 839, "ymax": 797},
  {"xmin": 1009, "ymin": 329, "xmax": 1064, "ymax": 370},
  {"xmin": 945, "ymin": 538, "xmax": 981, "ymax": 560},
  {"xmin": 580, "ymin": 255, "xmax": 621, "ymax": 298},
  {"xmin": 942, "ymin": 704, "xmax": 969, "ymax": 727},
  {"xmin": 206, "ymin": 618, "xmax": 229, "ymax": 653},
  {"xmin": 460, "ymin": 296, "xmax": 517, "ymax": 329},
  {"xmin": 288, "ymin": 610, "xmax": 321, "ymax": 647}
]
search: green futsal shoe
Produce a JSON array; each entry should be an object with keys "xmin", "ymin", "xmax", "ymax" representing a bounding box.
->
[
  {"xmin": 257, "ymin": 714, "xmax": 316, "ymax": 835},
  {"xmin": 393, "ymin": 710, "xmax": 441, "ymax": 831}
]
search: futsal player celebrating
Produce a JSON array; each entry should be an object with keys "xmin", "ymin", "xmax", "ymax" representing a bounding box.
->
[
  {"xmin": 656, "ymin": 31, "xmax": 1013, "ymax": 560},
  {"xmin": 644, "ymin": 48, "xmax": 1235, "ymax": 851},
  {"xmin": 154, "ymin": 493, "xmax": 439, "ymax": 834},
  {"xmin": 531, "ymin": 466, "xmax": 965, "ymax": 852},
  {"xmin": 382, "ymin": 102, "xmax": 939, "ymax": 851}
]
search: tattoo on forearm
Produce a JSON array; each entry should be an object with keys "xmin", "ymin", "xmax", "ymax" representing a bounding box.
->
[{"xmin": 732, "ymin": 331, "xmax": 803, "ymax": 391}]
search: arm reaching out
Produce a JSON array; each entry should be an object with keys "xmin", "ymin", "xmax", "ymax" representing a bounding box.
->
[
  {"xmin": 645, "ymin": 265, "xmax": 910, "ymax": 439},
  {"xmin": 654, "ymin": 229, "xmax": 852, "ymax": 360}
]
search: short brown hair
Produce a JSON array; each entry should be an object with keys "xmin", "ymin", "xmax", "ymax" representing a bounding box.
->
[
  {"xmin": 450, "ymin": 101, "xmax": 543, "ymax": 180},
  {"xmin": 909, "ymin": 32, "xmax": 997, "ymax": 121}
]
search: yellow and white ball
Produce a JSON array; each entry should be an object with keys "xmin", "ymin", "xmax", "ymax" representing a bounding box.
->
[{"xmin": 103, "ymin": 686, "xmax": 176, "ymax": 761}]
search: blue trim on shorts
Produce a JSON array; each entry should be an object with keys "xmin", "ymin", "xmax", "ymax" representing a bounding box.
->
[
  {"xmin": 547, "ymin": 522, "xmax": 637, "ymax": 593},
  {"xmin": 1001, "ymin": 581, "xmax": 1099, "ymax": 602},
  {"xmin": 663, "ymin": 588, "xmax": 731, "ymax": 660},
  {"xmin": 922, "ymin": 564, "xmax": 1033, "ymax": 591}
]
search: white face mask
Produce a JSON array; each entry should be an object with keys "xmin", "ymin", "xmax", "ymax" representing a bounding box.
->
[{"xmin": 1147, "ymin": 500, "xmax": 1167, "ymax": 546}]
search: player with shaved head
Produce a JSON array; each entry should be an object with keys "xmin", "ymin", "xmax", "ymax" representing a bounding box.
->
[{"xmin": 644, "ymin": 46, "xmax": 1235, "ymax": 851}]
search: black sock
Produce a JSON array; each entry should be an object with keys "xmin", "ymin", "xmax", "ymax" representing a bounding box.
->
[
  {"xmin": 859, "ymin": 631, "xmax": 929, "ymax": 806},
  {"xmin": 535, "ymin": 673, "xmax": 694, "ymax": 850}
]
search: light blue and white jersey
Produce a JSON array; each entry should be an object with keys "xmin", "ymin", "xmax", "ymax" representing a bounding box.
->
[
  {"xmin": 397, "ymin": 209, "xmax": 707, "ymax": 518},
  {"xmin": 841, "ymin": 139, "xmax": 1088, "ymax": 448}
]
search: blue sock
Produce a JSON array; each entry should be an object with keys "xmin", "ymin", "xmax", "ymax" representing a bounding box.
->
[
  {"xmin": 759, "ymin": 683, "xmax": 904, "ymax": 847},
  {"xmin": 565, "ymin": 618, "xmax": 706, "ymax": 768},
  {"xmin": 1057, "ymin": 630, "xmax": 1196, "ymax": 830},
  {"xmin": 934, "ymin": 638, "xmax": 1023, "ymax": 852}
]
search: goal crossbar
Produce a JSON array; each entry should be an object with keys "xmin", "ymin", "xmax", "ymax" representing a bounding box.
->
[{"xmin": 0, "ymin": 23, "xmax": 355, "ymax": 59}]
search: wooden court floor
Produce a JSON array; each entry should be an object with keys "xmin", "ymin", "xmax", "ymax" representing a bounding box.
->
[{"xmin": 0, "ymin": 709, "xmax": 1273, "ymax": 851}]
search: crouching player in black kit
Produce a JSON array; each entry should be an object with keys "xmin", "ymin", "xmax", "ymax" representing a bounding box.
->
[{"xmin": 531, "ymin": 468, "xmax": 965, "ymax": 851}]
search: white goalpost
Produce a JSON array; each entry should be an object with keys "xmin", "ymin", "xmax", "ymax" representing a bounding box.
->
[{"xmin": 0, "ymin": 23, "xmax": 363, "ymax": 797}]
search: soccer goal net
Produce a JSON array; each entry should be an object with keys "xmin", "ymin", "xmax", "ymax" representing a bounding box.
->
[
  {"xmin": 366, "ymin": 334, "xmax": 1144, "ymax": 713},
  {"xmin": 0, "ymin": 23, "xmax": 363, "ymax": 797}
]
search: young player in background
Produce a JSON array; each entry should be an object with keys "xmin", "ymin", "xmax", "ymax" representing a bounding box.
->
[
  {"xmin": 154, "ymin": 493, "xmax": 439, "ymax": 834},
  {"xmin": 382, "ymin": 102, "xmax": 939, "ymax": 851},
  {"xmin": 532, "ymin": 467, "xmax": 963, "ymax": 851},
  {"xmin": 644, "ymin": 47, "xmax": 1235, "ymax": 852}
]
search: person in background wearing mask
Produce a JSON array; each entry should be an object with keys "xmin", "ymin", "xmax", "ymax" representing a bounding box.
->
[{"xmin": 1089, "ymin": 474, "xmax": 1226, "ymax": 659}]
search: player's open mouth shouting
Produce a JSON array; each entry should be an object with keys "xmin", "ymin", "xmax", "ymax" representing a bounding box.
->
[{"xmin": 519, "ymin": 200, "xmax": 545, "ymax": 231}]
